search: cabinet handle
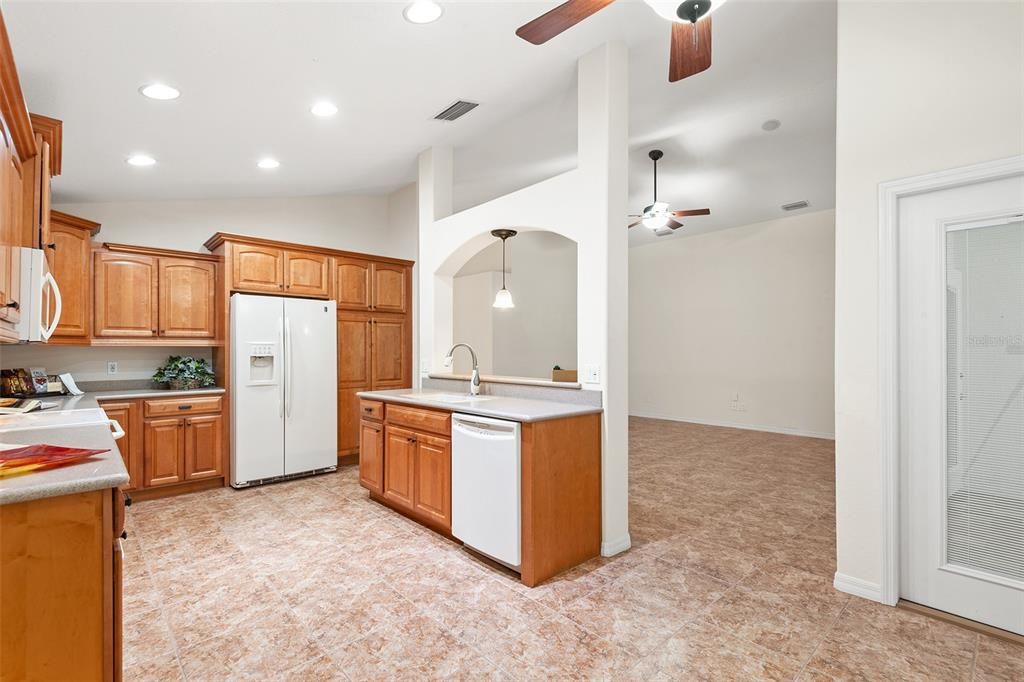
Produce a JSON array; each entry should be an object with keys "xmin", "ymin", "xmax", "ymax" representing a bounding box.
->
[
  {"xmin": 177, "ymin": 405, "xmax": 192, "ymax": 410},
  {"xmin": 46, "ymin": 242, "xmax": 56, "ymax": 250},
  {"xmin": 363, "ymin": 407, "xmax": 373, "ymax": 413},
  {"xmin": 407, "ymin": 437, "xmax": 417, "ymax": 443},
  {"xmin": 3, "ymin": 301, "xmax": 19, "ymax": 311},
  {"xmin": 123, "ymin": 494, "xmax": 132, "ymax": 507},
  {"xmin": 120, "ymin": 530, "xmax": 128, "ymax": 540}
]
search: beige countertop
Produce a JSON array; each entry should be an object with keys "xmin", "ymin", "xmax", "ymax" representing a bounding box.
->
[
  {"xmin": 357, "ymin": 388, "xmax": 603, "ymax": 423},
  {"xmin": 0, "ymin": 415, "xmax": 129, "ymax": 505}
]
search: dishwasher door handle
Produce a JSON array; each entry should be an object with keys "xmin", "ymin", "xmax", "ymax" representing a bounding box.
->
[{"xmin": 453, "ymin": 419, "xmax": 517, "ymax": 436}]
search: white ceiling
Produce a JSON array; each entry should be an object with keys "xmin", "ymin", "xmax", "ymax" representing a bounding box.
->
[{"xmin": 4, "ymin": 0, "xmax": 837, "ymax": 246}]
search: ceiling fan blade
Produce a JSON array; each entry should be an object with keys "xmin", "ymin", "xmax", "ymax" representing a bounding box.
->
[
  {"xmin": 628, "ymin": 220, "xmax": 643, "ymax": 229},
  {"xmin": 671, "ymin": 208, "xmax": 711, "ymax": 217},
  {"xmin": 669, "ymin": 18, "xmax": 712, "ymax": 82},
  {"xmin": 516, "ymin": 0, "xmax": 617, "ymax": 45},
  {"xmin": 667, "ymin": 219, "xmax": 685, "ymax": 230}
]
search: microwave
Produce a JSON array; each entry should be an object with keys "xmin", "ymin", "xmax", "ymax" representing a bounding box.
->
[{"xmin": 16, "ymin": 248, "xmax": 62, "ymax": 342}]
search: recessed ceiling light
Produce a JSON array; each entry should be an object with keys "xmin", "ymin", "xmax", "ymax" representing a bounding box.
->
[
  {"xmin": 403, "ymin": 0, "xmax": 443, "ymax": 24},
  {"xmin": 761, "ymin": 119, "xmax": 782, "ymax": 132},
  {"xmin": 310, "ymin": 101, "xmax": 338, "ymax": 118},
  {"xmin": 126, "ymin": 154, "xmax": 156, "ymax": 167},
  {"xmin": 139, "ymin": 83, "xmax": 180, "ymax": 100},
  {"xmin": 257, "ymin": 157, "xmax": 280, "ymax": 170}
]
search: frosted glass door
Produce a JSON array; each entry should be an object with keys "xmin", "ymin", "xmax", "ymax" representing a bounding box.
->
[{"xmin": 945, "ymin": 220, "xmax": 1024, "ymax": 583}]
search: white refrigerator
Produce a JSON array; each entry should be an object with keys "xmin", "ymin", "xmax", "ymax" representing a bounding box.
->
[{"xmin": 230, "ymin": 294, "xmax": 337, "ymax": 487}]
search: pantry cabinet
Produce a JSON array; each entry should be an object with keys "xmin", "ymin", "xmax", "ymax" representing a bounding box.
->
[
  {"xmin": 93, "ymin": 244, "xmax": 221, "ymax": 342},
  {"xmin": 334, "ymin": 256, "xmax": 371, "ymax": 310},
  {"xmin": 335, "ymin": 257, "xmax": 410, "ymax": 314}
]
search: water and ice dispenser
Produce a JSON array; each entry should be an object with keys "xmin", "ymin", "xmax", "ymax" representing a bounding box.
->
[{"xmin": 247, "ymin": 343, "xmax": 278, "ymax": 385}]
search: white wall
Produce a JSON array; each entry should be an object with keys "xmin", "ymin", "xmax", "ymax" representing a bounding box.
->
[
  {"xmin": 0, "ymin": 345, "xmax": 212, "ymax": 383},
  {"xmin": 56, "ymin": 191, "xmax": 417, "ymax": 260},
  {"xmin": 630, "ymin": 209, "xmax": 835, "ymax": 438},
  {"xmin": 452, "ymin": 271, "xmax": 498, "ymax": 376},
  {"xmin": 418, "ymin": 42, "xmax": 630, "ymax": 556},
  {"xmin": 834, "ymin": 1, "xmax": 1024, "ymax": 595}
]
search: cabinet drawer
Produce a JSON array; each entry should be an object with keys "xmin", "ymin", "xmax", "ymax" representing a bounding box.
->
[
  {"xmin": 143, "ymin": 395, "xmax": 222, "ymax": 417},
  {"xmin": 385, "ymin": 404, "xmax": 451, "ymax": 436},
  {"xmin": 360, "ymin": 399, "xmax": 383, "ymax": 421}
]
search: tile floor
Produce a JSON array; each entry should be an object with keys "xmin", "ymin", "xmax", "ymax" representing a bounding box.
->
[{"xmin": 123, "ymin": 418, "xmax": 1023, "ymax": 680}]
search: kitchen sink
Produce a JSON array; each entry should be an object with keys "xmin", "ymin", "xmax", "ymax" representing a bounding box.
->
[{"xmin": 400, "ymin": 393, "xmax": 496, "ymax": 404}]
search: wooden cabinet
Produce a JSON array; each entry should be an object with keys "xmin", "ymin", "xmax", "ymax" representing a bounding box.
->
[
  {"xmin": 367, "ymin": 404, "xmax": 452, "ymax": 532},
  {"xmin": 372, "ymin": 262, "xmax": 409, "ymax": 313},
  {"xmin": 92, "ymin": 244, "xmax": 221, "ymax": 343},
  {"xmin": 359, "ymin": 415, "xmax": 384, "ymax": 495},
  {"xmin": 335, "ymin": 256, "xmax": 371, "ymax": 310},
  {"xmin": 143, "ymin": 417, "xmax": 184, "ymax": 487},
  {"xmin": 231, "ymin": 243, "xmax": 283, "ymax": 293},
  {"xmin": 48, "ymin": 211, "xmax": 99, "ymax": 341},
  {"xmin": 101, "ymin": 400, "xmax": 141, "ymax": 491},
  {"xmin": 285, "ymin": 251, "xmax": 330, "ymax": 298},
  {"xmin": 413, "ymin": 432, "xmax": 451, "ymax": 529},
  {"xmin": 372, "ymin": 316, "xmax": 411, "ymax": 389},
  {"xmin": 184, "ymin": 414, "xmax": 223, "ymax": 480},
  {"xmin": 383, "ymin": 424, "xmax": 417, "ymax": 512},
  {"xmin": 337, "ymin": 312, "xmax": 372, "ymax": 456},
  {"xmin": 158, "ymin": 257, "xmax": 215, "ymax": 338},
  {"xmin": 94, "ymin": 251, "xmax": 158, "ymax": 337}
]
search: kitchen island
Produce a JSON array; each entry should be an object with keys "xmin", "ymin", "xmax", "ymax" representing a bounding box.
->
[
  {"xmin": 0, "ymin": 414, "xmax": 130, "ymax": 681},
  {"xmin": 357, "ymin": 388, "xmax": 603, "ymax": 587}
]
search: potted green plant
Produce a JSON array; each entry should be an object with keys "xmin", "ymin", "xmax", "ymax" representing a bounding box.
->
[{"xmin": 153, "ymin": 356, "xmax": 216, "ymax": 391}]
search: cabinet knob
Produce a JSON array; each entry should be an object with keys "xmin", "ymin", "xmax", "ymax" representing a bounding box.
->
[
  {"xmin": 46, "ymin": 243, "xmax": 56, "ymax": 250},
  {"xmin": 123, "ymin": 494, "xmax": 132, "ymax": 507},
  {"xmin": 120, "ymin": 530, "xmax": 128, "ymax": 540},
  {"xmin": 3, "ymin": 301, "xmax": 19, "ymax": 311}
]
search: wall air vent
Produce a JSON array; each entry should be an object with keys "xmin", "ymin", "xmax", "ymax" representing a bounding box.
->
[
  {"xmin": 782, "ymin": 200, "xmax": 810, "ymax": 211},
  {"xmin": 434, "ymin": 100, "xmax": 479, "ymax": 121}
]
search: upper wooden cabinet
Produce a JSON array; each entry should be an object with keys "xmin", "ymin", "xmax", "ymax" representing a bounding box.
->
[
  {"xmin": 285, "ymin": 251, "xmax": 330, "ymax": 298},
  {"xmin": 231, "ymin": 243, "xmax": 283, "ymax": 293},
  {"xmin": 159, "ymin": 258, "xmax": 215, "ymax": 338},
  {"xmin": 335, "ymin": 258, "xmax": 410, "ymax": 313},
  {"xmin": 94, "ymin": 244, "xmax": 221, "ymax": 342},
  {"xmin": 93, "ymin": 251, "xmax": 159, "ymax": 337},
  {"xmin": 48, "ymin": 211, "xmax": 99, "ymax": 341},
  {"xmin": 372, "ymin": 262, "xmax": 409, "ymax": 313},
  {"xmin": 335, "ymin": 256, "xmax": 371, "ymax": 310}
]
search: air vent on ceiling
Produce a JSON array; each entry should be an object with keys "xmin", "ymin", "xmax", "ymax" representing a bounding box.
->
[
  {"xmin": 434, "ymin": 100, "xmax": 479, "ymax": 121},
  {"xmin": 782, "ymin": 200, "xmax": 810, "ymax": 211}
]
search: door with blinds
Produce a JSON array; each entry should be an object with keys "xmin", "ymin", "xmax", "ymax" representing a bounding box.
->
[{"xmin": 899, "ymin": 171, "xmax": 1024, "ymax": 635}]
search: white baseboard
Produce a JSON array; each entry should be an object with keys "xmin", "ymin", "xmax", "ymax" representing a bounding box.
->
[
  {"xmin": 629, "ymin": 410, "xmax": 835, "ymax": 440},
  {"xmin": 833, "ymin": 572, "xmax": 883, "ymax": 602},
  {"xmin": 601, "ymin": 533, "xmax": 632, "ymax": 557}
]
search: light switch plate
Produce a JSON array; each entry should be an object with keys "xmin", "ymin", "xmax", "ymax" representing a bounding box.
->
[{"xmin": 584, "ymin": 365, "xmax": 601, "ymax": 383}]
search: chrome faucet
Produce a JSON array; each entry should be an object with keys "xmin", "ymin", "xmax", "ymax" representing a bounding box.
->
[{"xmin": 443, "ymin": 343, "xmax": 481, "ymax": 396}]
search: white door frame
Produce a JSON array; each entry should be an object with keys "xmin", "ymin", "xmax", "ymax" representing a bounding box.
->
[{"xmin": 877, "ymin": 154, "xmax": 1024, "ymax": 606}]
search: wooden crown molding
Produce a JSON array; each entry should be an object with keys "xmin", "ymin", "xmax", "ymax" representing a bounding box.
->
[
  {"xmin": 51, "ymin": 210, "xmax": 101, "ymax": 235},
  {"xmin": 102, "ymin": 242, "xmax": 223, "ymax": 263},
  {"xmin": 0, "ymin": 9, "xmax": 38, "ymax": 163},
  {"xmin": 203, "ymin": 231, "xmax": 415, "ymax": 267},
  {"xmin": 29, "ymin": 113, "xmax": 62, "ymax": 176}
]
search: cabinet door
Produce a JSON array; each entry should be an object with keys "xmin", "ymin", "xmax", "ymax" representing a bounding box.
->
[
  {"xmin": 338, "ymin": 312, "xmax": 371, "ymax": 388},
  {"xmin": 101, "ymin": 401, "xmax": 140, "ymax": 491},
  {"xmin": 184, "ymin": 414, "xmax": 223, "ymax": 480},
  {"xmin": 383, "ymin": 425, "xmax": 416, "ymax": 511},
  {"xmin": 371, "ymin": 317, "xmax": 410, "ymax": 389},
  {"xmin": 158, "ymin": 258, "xmax": 216, "ymax": 338},
  {"xmin": 284, "ymin": 251, "xmax": 330, "ymax": 298},
  {"xmin": 231, "ymin": 244, "xmax": 283, "ymax": 293},
  {"xmin": 37, "ymin": 140, "xmax": 50, "ymax": 252},
  {"xmin": 372, "ymin": 262, "xmax": 408, "ymax": 314},
  {"xmin": 143, "ymin": 418, "xmax": 184, "ymax": 487},
  {"xmin": 359, "ymin": 419, "xmax": 384, "ymax": 494},
  {"xmin": 338, "ymin": 388, "xmax": 363, "ymax": 456},
  {"xmin": 334, "ymin": 256, "xmax": 372, "ymax": 310},
  {"xmin": 414, "ymin": 433, "xmax": 451, "ymax": 530},
  {"xmin": 48, "ymin": 221, "xmax": 92, "ymax": 339},
  {"xmin": 94, "ymin": 252, "xmax": 158, "ymax": 337}
]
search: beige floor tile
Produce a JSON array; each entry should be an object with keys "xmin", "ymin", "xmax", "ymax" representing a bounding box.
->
[
  {"xmin": 974, "ymin": 634, "xmax": 1024, "ymax": 681},
  {"xmin": 122, "ymin": 653, "xmax": 185, "ymax": 681}
]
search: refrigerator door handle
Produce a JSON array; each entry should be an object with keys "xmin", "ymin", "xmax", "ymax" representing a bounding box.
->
[
  {"xmin": 285, "ymin": 316, "xmax": 293, "ymax": 419},
  {"xmin": 278, "ymin": 319, "xmax": 285, "ymax": 418}
]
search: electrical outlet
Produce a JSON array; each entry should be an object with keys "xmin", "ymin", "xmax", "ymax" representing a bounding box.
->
[{"xmin": 107, "ymin": 361, "xmax": 118, "ymax": 375}]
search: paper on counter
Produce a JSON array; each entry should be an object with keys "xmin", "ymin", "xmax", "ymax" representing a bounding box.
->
[{"xmin": 58, "ymin": 373, "xmax": 85, "ymax": 396}]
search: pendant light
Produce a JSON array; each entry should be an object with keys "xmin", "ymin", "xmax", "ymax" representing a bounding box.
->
[{"xmin": 491, "ymin": 228, "xmax": 517, "ymax": 309}]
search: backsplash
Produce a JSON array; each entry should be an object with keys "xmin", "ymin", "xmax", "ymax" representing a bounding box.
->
[{"xmin": 0, "ymin": 346, "xmax": 214, "ymax": 384}]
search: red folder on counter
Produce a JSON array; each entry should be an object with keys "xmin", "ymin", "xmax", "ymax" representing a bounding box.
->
[{"xmin": 0, "ymin": 444, "xmax": 110, "ymax": 477}]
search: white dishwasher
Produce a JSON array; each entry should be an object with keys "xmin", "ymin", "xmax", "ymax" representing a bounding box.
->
[{"xmin": 451, "ymin": 413, "xmax": 522, "ymax": 569}]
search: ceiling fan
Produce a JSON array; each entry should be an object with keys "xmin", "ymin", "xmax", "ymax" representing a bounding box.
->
[
  {"xmin": 629, "ymin": 149, "xmax": 710, "ymax": 235},
  {"xmin": 516, "ymin": 0, "xmax": 726, "ymax": 82}
]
